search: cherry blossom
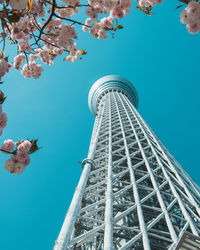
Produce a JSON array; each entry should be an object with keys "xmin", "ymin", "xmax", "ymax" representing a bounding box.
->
[
  {"xmin": 1, "ymin": 137, "xmax": 39, "ymax": 174},
  {"xmin": 4, "ymin": 159, "xmax": 16, "ymax": 173},
  {"xmin": 0, "ymin": 102, "xmax": 39, "ymax": 175},
  {"xmin": 0, "ymin": 0, "xmax": 196, "ymax": 82},
  {"xmin": 16, "ymin": 150, "xmax": 30, "ymax": 163},
  {"xmin": 0, "ymin": 0, "xmax": 199, "ymax": 175},
  {"xmin": 0, "ymin": 58, "xmax": 11, "ymax": 81},
  {"xmin": 180, "ymin": 1, "xmax": 200, "ymax": 34},
  {"xmin": 0, "ymin": 108, "xmax": 7, "ymax": 131},
  {"xmin": 1, "ymin": 139, "xmax": 15, "ymax": 153},
  {"xmin": 9, "ymin": 0, "xmax": 28, "ymax": 10},
  {"xmin": 0, "ymin": 0, "xmax": 136, "ymax": 80},
  {"xmin": 21, "ymin": 140, "xmax": 32, "ymax": 151}
]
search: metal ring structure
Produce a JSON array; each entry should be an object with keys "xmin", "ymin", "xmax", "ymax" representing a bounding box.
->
[
  {"xmin": 81, "ymin": 158, "xmax": 95, "ymax": 168},
  {"xmin": 88, "ymin": 75, "xmax": 139, "ymax": 116}
]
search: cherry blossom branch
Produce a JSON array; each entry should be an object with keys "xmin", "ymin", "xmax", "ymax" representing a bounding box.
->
[
  {"xmin": 36, "ymin": 0, "xmax": 56, "ymax": 42},
  {"xmin": 2, "ymin": 38, "xmax": 5, "ymax": 53},
  {"xmin": 53, "ymin": 13, "xmax": 90, "ymax": 27},
  {"xmin": 46, "ymin": 1, "xmax": 89, "ymax": 9},
  {"xmin": 0, "ymin": 0, "xmax": 199, "ymax": 176},
  {"xmin": 24, "ymin": 30, "xmax": 68, "ymax": 51},
  {"xmin": 0, "ymin": 148, "xmax": 15, "ymax": 154},
  {"xmin": 30, "ymin": 30, "xmax": 43, "ymax": 49},
  {"xmin": 23, "ymin": 51, "xmax": 30, "ymax": 67},
  {"xmin": 0, "ymin": 0, "xmax": 197, "ymax": 82},
  {"xmin": 32, "ymin": 17, "xmax": 56, "ymax": 41},
  {"xmin": 1, "ymin": 138, "xmax": 40, "ymax": 174}
]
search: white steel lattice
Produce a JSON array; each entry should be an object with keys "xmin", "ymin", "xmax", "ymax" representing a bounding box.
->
[{"xmin": 54, "ymin": 76, "xmax": 200, "ymax": 250}]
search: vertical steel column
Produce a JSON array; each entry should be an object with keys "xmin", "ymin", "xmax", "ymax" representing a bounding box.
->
[
  {"xmin": 54, "ymin": 102, "xmax": 105, "ymax": 250},
  {"xmin": 104, "ymin": 93, "xmax": 113, "ymax": 249},
  {"xmin": 113, "ymin": 92, "xmax": 151, "ymax": 250}
]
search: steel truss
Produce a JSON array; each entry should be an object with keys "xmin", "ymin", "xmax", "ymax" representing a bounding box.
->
[{"xmin": 54, "ymin": 89, "xmax": 200, "ymax": 250}]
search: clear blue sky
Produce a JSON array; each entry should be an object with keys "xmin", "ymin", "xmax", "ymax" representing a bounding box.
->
[{"xmin": 0, "ymin": 2, "xmax": 200, "ymax": 249}]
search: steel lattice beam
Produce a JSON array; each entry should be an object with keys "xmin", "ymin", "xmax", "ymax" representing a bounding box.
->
[{"xmin": 54, "ymin": 75, "xmax": 200, "ymax": 250}]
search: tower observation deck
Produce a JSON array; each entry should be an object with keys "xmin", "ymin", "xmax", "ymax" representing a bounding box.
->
[{"xmin": 54, "ymin": 75, "xmax": 200, "ymax": 250}]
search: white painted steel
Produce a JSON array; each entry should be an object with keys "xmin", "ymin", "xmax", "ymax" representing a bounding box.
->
[
  {"xmin": 54, "ymin": 76, "xmax": 200, "ymax": 250},
  {"xmin": 104, "ymin": 94, "xmax": 113, "ymax": 249},
  {"xmin": 113, "ymin": 92, "xmax": 151, "ymax": 250},
  {"xmin": 122, "ymin": 95, "xmax": 199, "ymax": 237},
  {"xmin": 134, "ymin": 105, "xmax": 200, "ymax": 203},
  {"xmin": 130, "ymin": 101, "xmax": 200, "ymax": 217},
  {"xmin": 53, "ymin": 103, "xmax": 105, "ymax": 250},
  {"xmin": 117, "ymin": 92, "xmax": 178, "ymax": 245}
]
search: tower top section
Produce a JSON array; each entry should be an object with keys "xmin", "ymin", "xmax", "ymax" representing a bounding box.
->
[{"xmin": 88, "ymin": 75, "xmax": 139, "ymax": 116}]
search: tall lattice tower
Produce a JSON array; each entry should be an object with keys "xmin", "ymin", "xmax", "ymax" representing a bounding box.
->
[{"xmin": 54, "ymin": 75, "xmax": 200, "ymax": 250}]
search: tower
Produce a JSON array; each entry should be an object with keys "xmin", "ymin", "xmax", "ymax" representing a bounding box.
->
[{"xmin": 54, "ymin": 75, "xmax": 200, "ymax": 250}]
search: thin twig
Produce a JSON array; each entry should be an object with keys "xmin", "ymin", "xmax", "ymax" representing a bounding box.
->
[
  {"xmin": 0, "ymin": 149, "xmax": 15, "ymax": 154},
  {"xmin": 36, "ymin": 0, "xmax": 56, "ymax": 42},
  {"xmin": 23, "ymin": 30, "xmax": 68, "ymax": 51},
  {"xmin": 2, "ymin": 38, "xmax": 5, "ymax": 53},
  {"xmin": 53, "ymin": 13, "xmax": 90, "ymax": 27},
  {"xmin": 23, "ymin": 51, "xmax": 30, "ymax": 68}
]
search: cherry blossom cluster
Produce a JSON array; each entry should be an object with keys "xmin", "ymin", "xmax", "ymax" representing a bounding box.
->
[
  {"xmin": 0, "ymin": 100, "xmax": 39, "ymax": 175},
  {"xmin": 0, "ymin": 58, "xmax": 11, "ymax": 81},
  {"xmin": 82, "ymin": 0, "xmax": 132, "ymax": 39},
  {"xmin": 14, "ymin": 51, "xmax": 44, "ymax": 79},
  {"xmin": 21, "ymin": 61, "xmax": 43, "ymax": 79},
  {"xmin": 6, "ymin": 14, "xmax": 87, "ymax": 78},
  {"xmin": 138, "ymin": 0, "xmax": 162, "ymax": 7},
  {"xmin": 0, "ymin": 0, "xmax": 135, "ymax": 80},
  {"xmin": 180, "ymin": 1, "xmax": 200, "ymax": 34},
  {"xmin": 56, "ymin": 0, "xmax": 79, "ymax": 17},
  {"xmin": 0, "ymin": 105, "xmax": 7, "ymax": 135},
  {"xmin": 0, "ymin": 0, "xmax": 198, "ymax": 84},
  {"xmin": 2, "ymin": 139, "xmax": 32, "ymax": 174}
]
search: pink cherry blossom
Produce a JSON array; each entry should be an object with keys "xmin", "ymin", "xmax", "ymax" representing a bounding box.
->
[
  {"xmin": 82, "ymin": 26, "xmax": 89, "ymax": 32},
  {"xmin": 111, "ymin": 5, "xmax": 124, "ymax": 19},
  {"xmin": 14, "ymin": 162, "xmax": 25, "ymax": 174},
  {"xmin": 22, "ymin": 140, "xmax": 32, "ymax": 151},
  {"xmin": 1, "ymin": 139, "xmax": 15, "ymax": 153},
  {"xmin": 0, "ymin": 58, "xmax": 11, "ymax": 80},
  {"xmin": 100, "ymin": 17, "xmax": 114, "ymax": 29},
  {"xmin": 0, "ymin": 112, "xmax": 8, "ymax": 129},
  {"xmin": 9, "ymin": 0, "xmax": 28, "ymax": 10},
  {"xmin": 5, "ymin": 155, "xmax": 26, "ymax": 174},
  {"xmin": 180, "ymin": 1, "xmax": 200, "ymax": 34},
  {"xmin": 0, "ymin": 0, "xmax": 137, "ymax": 80},
  {"xmin": 85, "ymin": 18, "xmax": 93, "ymax": 25},
  {"xmin": 16, "ymin": 150, "xmax": 29, "ymax": 162},
  {"xmin": 187, "ymin": 22, "xmax": 200, "ymax": 34},
  {"xmin": 14, "ymin": 54, "xmax": 26, "ymax": 70},
  {"xmin": 4, "ymin": 159, "xmax": 15, "ymax": 173},
  {"xmin": 0, "ymin": 103, "xmax": 33, "ymax": 174},
  {"xmin": 24, "ymin": 156, "xmax": 31, "ymax": 167},
  {"xmin": 139, "ymin": 0, "xmax": 162, "ymax": 7},
  {"xmin": 0, "ymin": 106, "xmax": 7, "ymax": 135}
]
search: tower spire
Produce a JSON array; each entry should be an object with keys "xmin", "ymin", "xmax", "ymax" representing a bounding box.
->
[{"xmin": 54, "ymin": 75, "xmax": 200, "ymax": 249}]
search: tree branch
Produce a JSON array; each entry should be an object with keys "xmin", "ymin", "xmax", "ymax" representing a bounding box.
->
[
  {"xmin": 0, "ymin": 149, "xmax": 15, "ymax": 154},
  {"xmin": 53, "ymin": 13, "xmax": 90, "ymax": 27},
  {"xmin": 36, "ymin": 0, "xmax": 56, "ymax": 42}
]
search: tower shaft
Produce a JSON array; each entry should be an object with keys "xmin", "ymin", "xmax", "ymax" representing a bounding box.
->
[{"xmin": 54, "ymin": 77, "xmax": 200, "ymax": 250}]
